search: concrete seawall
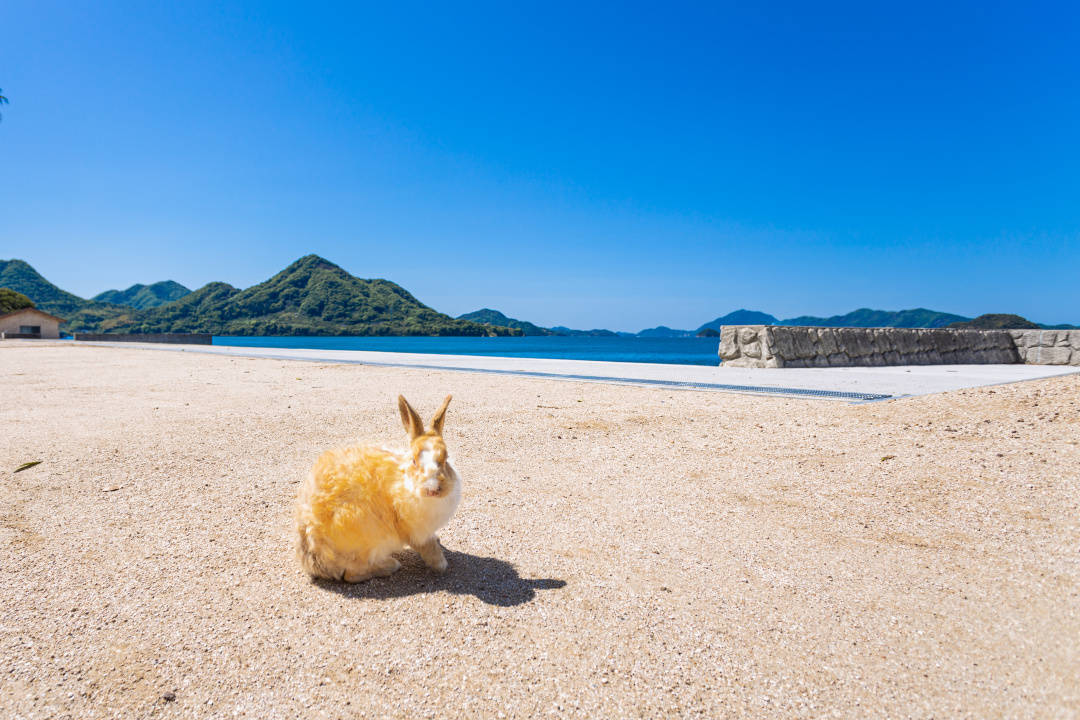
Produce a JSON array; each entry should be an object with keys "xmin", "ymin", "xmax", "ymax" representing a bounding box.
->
[
  {"xmin": 719, "ymin": 326, "xmax": 1080, "ymax": 368},
  {"xmin": 1009, "ymin": 329, "xmax": 1080, "ymax": 366}
]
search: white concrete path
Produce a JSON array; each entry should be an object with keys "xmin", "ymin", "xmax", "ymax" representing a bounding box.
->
[{"xmin": 66, "ymin": 341, "xmax": 1080, "ymax": 402}]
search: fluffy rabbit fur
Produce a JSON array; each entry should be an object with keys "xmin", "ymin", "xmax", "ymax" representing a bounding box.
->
[{"xmin": 295, "ymin": 394, "xmax": 461, "ymax": 582}]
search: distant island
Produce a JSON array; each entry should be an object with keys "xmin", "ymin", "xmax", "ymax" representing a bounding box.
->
[
  {"xmin": 457, "ymin": 309, "xmax": 631, "ymax": 337},
  {"xmin": 457, "ymin": 309, "xmax": 553, "ymax": 336},
  {"xmin": 459, "ymin": 306, "xmax": 1077, "ymax": 337},
  {"xmin": 1, "ymin": 257, "xmax": 1075, "ymax": 337},
  {"xmin": 695, "ymin": 308, "xmax": 1073, "ymax": 331},
  {"xmin": 698, "ymin": 308, "xmax": 972, "ymax": 330}
]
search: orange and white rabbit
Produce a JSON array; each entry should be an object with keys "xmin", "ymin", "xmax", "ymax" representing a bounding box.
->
[{"xmin": 295, "ymin": 394, "xmax": 461, "ymax": 582}]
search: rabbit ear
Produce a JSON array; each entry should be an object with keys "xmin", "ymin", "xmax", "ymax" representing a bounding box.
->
[
  {"xmin": 430, "ymin": 394, "xmax": 452, "ymax": 435},
  {"xmin": 398, "ymin": 395, "xmax": 424, "ymax": 439}
]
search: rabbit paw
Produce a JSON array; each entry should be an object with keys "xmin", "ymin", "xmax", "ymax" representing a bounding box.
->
[
  {"xmin": 342, "ymin": 557, "xmax": 400, "ymax": 583},
  {"xmin": 415, "ymin": 538, "xmax": 448, "ymax": 573},
  {"xmin": 342, "ymin": 568, "xmax": 373, "ymax": 583},
  {"xmin": 373, "ymin": 557, "xmax": 402, "ymax": 577}
]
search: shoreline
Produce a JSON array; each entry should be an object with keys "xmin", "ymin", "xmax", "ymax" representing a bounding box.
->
[{"xmin": 62, "ymin": 338, "xmax": 1080, "ymax": 401}]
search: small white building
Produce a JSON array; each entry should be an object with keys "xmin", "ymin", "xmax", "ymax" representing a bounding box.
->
[{"xmin": 0, "ymin": 308, "xmax": 65, "ymax": 339}]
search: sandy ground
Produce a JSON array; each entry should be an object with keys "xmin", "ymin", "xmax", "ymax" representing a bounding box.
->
[{"xmin": 1, "ymin": 343, "xmax": 1078, "ymax": 719}]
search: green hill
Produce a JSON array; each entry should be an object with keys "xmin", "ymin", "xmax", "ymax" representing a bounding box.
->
[
  {"xmin": 0, "ymin": 259, "xmax": 95, "ymax": 317},
  {"xmin": 697, "ymin": 310, "xmax": 780, "ymax": 333},
  {"xmin": 0, "ymin": 288, "xmax": 35, "ymax": 314},
  {"xmin": 105, "ymin": 255, "xmax": 520, "ymax": 336},
  {"xmin": 948, "ymin": 313, "xmax": 1041, "ymax": 329},
  {"xmin": 97, "ymin": 282, "xmax": 240, "ymax": 333},
  {"xmin": 0, "ymin": 259, "xmax": 129, "ymax": 331},
  {"xmin": 93, "ymin": 281, "xmax": 191, "ymax": 309},
  {"xmin": 458, "ymin": 309, "xmax": 552, "ymax": 336}
]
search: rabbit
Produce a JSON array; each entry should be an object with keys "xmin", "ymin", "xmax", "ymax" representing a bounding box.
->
[{"xmin": 295, "ymin": 394, "xmax": 461, "ymax": 582}]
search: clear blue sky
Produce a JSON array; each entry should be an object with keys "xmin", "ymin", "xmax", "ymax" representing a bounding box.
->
[{"xmin": 2, "ymin": 1, "xmax": 1077, "ymax": 330}]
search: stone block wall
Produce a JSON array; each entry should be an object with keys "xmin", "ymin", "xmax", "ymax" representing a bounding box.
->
[
  {"xmin": 1009, "ymin": 329, "xmax": 1080, "ymax": 366},
  {"xmin": 717, "ymin": 326, "xmax": 1052, "ymax": 368}
]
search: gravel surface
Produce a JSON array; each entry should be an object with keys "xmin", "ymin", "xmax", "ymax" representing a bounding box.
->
[{"xmin": 2, "ymin": 343, "xmax": 1078, "ymax": 718}]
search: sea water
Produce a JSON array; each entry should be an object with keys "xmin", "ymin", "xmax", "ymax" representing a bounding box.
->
[{"xmin": 214, "ymin": 335, "xmax": 721, "ymax": 366}]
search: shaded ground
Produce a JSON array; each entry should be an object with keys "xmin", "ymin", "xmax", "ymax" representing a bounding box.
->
[{"xmin": 2, "ymin": 343, "xmax": 1077, "ymax": 718}]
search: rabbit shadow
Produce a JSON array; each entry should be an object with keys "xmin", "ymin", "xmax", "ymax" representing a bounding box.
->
[{"xmin": 313, "ymin": 549, "xmax": 566, "ymax": 607}]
